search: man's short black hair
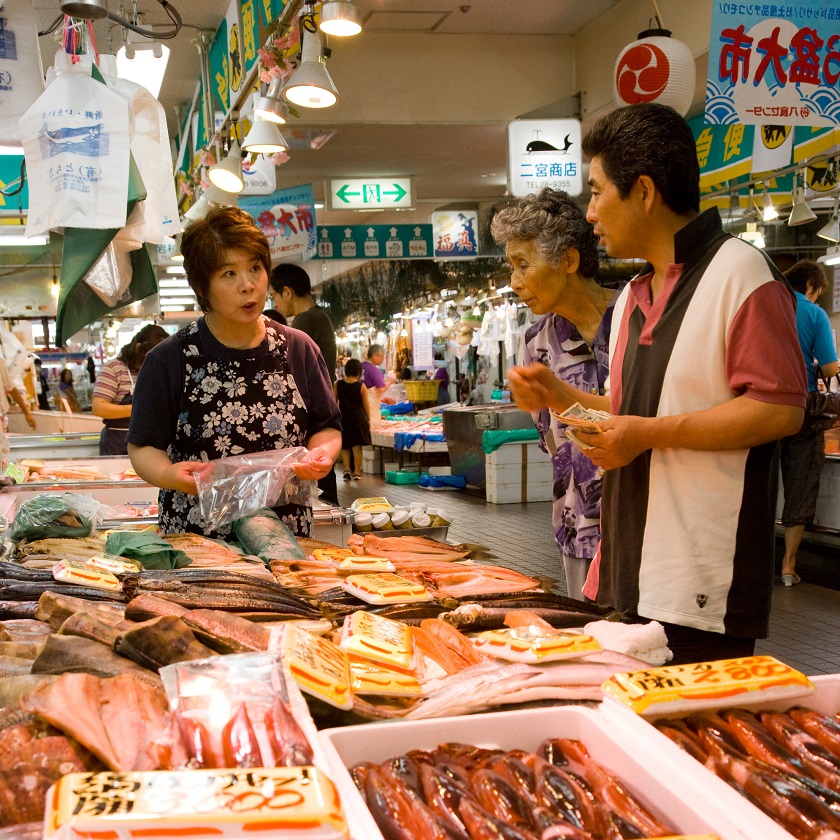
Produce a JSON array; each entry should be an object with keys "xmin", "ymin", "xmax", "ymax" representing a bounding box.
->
[
  {"xmin": 785, "ymin": 260, "xmax": 827, "ymax": 295},
  {"xmin": 582, "ymin": 103, "xmax": 700, "ymax": 215},
  {"xmin": 271, "ymin": 263, "xmax": 311, "ymax": 297}
]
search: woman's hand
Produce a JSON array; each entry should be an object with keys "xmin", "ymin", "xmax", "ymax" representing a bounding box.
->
[
  {"xmin": 166, "ymin": 460, "xmax": 212, "ymax": 495},
  {"xmin": 293, "ymin": 446, "xmax": 335, "ymax": 481}
]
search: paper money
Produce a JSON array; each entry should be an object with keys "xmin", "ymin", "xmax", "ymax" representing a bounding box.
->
[
  {"xmin": 565, "ymin": 428, "xmax": 596, "ymax": 450},
  {"xmin": 550, "ymin": 402, "xmax": 612, "ymax": 434}
]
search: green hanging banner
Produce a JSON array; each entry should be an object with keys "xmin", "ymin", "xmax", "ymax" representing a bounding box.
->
[{"xmin": 208, "ymin": 18, "xmax": 230, "ymax": 112}]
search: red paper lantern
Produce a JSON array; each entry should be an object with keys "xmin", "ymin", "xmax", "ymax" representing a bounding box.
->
[{"xmin": 613, "ymin": 28, "xmax": 695, "ymax": 116}]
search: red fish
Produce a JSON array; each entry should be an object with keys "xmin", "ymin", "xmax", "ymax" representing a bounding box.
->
[
  {"xmin": 761, "ymin": 711, "xmax": 840, "ymax": 780},
  {"xmin": 459, "ymin": 798, "xmax": 539, "ymax": 839},
  {"xmin": 176, "ymin": 713, "xmax": 219, "ymax": 769},
  {"xmin": 685, "ymin": 710, "xmax": 748, "ymax": 762},
  {"xmin": 486, "ymin": 754, "xmax": 538, "ymax": 806},
  {"xmin": 530, "ymin": 756, "xmax": 598, "ymax": 834},
  {"xmin": 264, "ymin": 696, "xmax": 314, "ymax": 767},
  {"xmin": 221, "ymin": 704, "xmax": 263, "ymax": 768},
  {"xmin": 790, "ymin": 707, "xmax": 840, "ymax": 761},
  {"xmin": 469, "ymin": 767, "xmax": 535, "ymax": 830},
  {"xmin": 654, "ymin": 718, "xmax": 710, "ymax": 764},
  {"xmin": 420, "ymin": 760, "xmax": 478, "ymax": 836}
]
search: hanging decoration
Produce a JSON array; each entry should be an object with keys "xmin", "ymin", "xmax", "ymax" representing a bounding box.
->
[{"xmin": 613, "ymin": 27, "xmax": 695, "ymax": 116}]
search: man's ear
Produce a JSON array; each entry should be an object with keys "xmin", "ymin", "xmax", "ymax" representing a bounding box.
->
[{"xmin": 636, "ymin": 175, "xmax": 657, "ymax": 211}]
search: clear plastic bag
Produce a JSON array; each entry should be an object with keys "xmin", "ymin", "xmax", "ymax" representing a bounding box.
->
[
  {"xmin": 193, "ymin": 446, "xmax": 316, "ymax": 529},
  {"xmin": 82, "ymin": 241, "xmax": 134, "ymax": 307},
  {"xmin": 10, "ymin": 493, "xmax": 94, "ymax": 540}
]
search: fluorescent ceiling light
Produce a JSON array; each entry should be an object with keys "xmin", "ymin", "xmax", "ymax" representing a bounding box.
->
[
  {"xmin": 116, "ymin": 43, "xmax": 170, "ymax": 98},
  {"xmin": 158, "ymin": 297, "xmax": 196, "ymax": 305},
  {"xmin": 0, "ymin": 145, "xmax": 22, "ymax": 156},
  {"xmin": 818, "ymin": 246, "xmax": 840, "ymax": 266},
  {"xmin": 160, "ymin": 305, "xmax": 187, "ymax": 312},
  {"xmin": 739, "ymin": 222, "xmax": 765, "ymax": 249},
  {"xmin": 165, "ymin": 266, "xmax": 186, "ymax": 274},
  {"xmin": 0, "ymin": 230, "xmax": 49, "ymax": 246}
]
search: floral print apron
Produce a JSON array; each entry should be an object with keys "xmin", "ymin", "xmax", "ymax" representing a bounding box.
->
[{"xmin": 158, "ymin": 319, "xmax": 313, "ymax": 539}]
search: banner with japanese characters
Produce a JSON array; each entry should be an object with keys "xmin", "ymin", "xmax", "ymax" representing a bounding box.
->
[
  {"xmin": 707, "ymin": 1, "xmax": 840, "ymax": 126},
  {"xmin": 432, "ymin": 210, "xmax": 479, "ymax": 259},
  {"xmin": 240, "ymin": 183, "xmax": 317, "ymax": 263}
]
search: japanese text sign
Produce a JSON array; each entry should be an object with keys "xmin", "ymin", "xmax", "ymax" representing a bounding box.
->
[
  {"xmin": 507, "ymin": 119, "xmax": 582, "ymax": 198},
  {"xmin": 240, "ymin": 183, "xmax": 317, "ymax": 263},
  {"xmin": 432, "ymin": 210, "xmax": 479, "ymax": 259},
  {"xmin": 707, "ymin": 1, "xmax": 840, "ymax": 126},
  {"xmin": 316, "ymin": 224, "xmax": 432, "ymax": 260}
]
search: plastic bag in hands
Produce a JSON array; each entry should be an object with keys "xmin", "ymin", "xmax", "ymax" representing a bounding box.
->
[{"xmin": 193, "ymin": 446, "xmax": 316, "ymax": 529}]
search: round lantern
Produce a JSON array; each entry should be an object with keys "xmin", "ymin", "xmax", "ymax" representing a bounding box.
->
[{"xmin": 613, "ymin": 28, "xmax": 695, "ymax": 116}]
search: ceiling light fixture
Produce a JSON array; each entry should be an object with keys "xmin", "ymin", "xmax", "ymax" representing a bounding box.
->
[
  {"xmin": 817, "ymin": 198, "xmax": 840, "ymax": 243},
  {"xmin": 242, "ymin": 118, "xmax": 288, "ymax": 155},
  {"xmin": 208, "ymin": 139, "xmax": 244, "ymax": 193},
  {"xmin": 205, "ymin": 182, "xmax": 239, "ymax": 207},
  {"xmin": 183, "ymin": 194, "xmax": 211, "ymax": 222},
  {"xmin": 254, "ymin": 79, "xmax": 289, "ymax": 124},
  {"xmin": 818, "ymin": 245, "xmax": 840, "ymax": 266},
  {"xmin": 760, "ymin": 187, "xmax": 778, "ymax": 222},
  {"xmin": 282, "ymin": 7, "xmax": 339, "ymax": 108},
  {"xmin": 57, "ymin": 0, "xmax": 181, "ymax": 38},
  {"xmin": 116, "ymin": 28, "xmax": 171, "ymax": 98},
  {"xmin": 739, "ymin": 222, "xmax": 765, "ymax": 249},
  {"xmin": 788, "ymin": 173, "xmax": 817, "ymax": 227},
  {"xmin": 0, "ymin": 226, "xmax": 49, "ymax": 246},
  {"xmin": 319, "ymin": 0, "xmax": 362, "ymax": 36}
]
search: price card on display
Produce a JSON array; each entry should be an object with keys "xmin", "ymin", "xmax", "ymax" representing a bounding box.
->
[
  {"xmin": 602, "ymin": 655, "xmax": 813, "ymax": 716},
  {"xmin": 280, "ymin": 624, "xmax": 353, "ymax": 710},
  {"xmin": 473, "ymin": 627, "xmax": 601, "ymax": 663},
  {"xmin": 339, "ymin": 610, "xmax": 415, "ymax": 670}
]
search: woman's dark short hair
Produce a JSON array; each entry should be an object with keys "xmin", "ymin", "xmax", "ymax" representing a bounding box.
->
[
  {"xmin": 119, "ymin": 324, "xmax": 168, "ymax": 371},
  {"xmin": 181, "ymin": 206, "xmax": 271, "ymax": 312},
  {"xmin": 582, "ymin": 103, "xmax": 700, "ymax": 215},
  {"xmin": 345, "ymin": 358, "xmax": 362, "ymax": 378},
  {"xmin": 490, "ymin": 188, "xmax": 599, "ymax": 279},
  {"xmin": 785, "ymin": 260, "xmax": 827, "ymax": 295}
]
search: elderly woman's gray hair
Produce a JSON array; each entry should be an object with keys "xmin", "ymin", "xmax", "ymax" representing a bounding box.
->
[{"xmin": 490, "ymin": 188, "xmax": 599, "ymax": 279}]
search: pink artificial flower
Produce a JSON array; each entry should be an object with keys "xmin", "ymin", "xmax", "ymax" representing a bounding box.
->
[{"xmin": 270, "ymin": 152, "xmax": 290, "ymax": 166}]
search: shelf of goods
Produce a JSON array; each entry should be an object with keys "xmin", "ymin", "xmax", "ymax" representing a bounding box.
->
[{"xmin": 369, "ymin": 416, "xmax": 449, "ymax": 474}]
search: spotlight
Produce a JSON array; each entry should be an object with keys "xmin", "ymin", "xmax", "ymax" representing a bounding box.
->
[
  {"xmin": 739, "ymin": 223, "xmax": 765, "ymax": 249},
  {"xmin": 208, "ymin": 140, "xmax": 244, "ymax": 193},
  {"xmin": 817, "ymin": 198, "xmax": 840, "ymax": 243},
  {"xmin": 254, "ymin": 78, "xmax": 289, "ymax": 124},
  {"xmin": 818, "ymin": 246, "xmax": 840, "ymax": 266},
  {"xmin": 788, "ymin": 174, "xmax": 817, "ymax": 226},
  {"xmin": 59, "ymin": 0, "xmax": 108, "ymax": 18},
  {"xmin": 319, "ymin": 0, "xmax": 362, "ymax": 36},
  {"xmin": 282, "ymin": 12, "xmax": 339, "ymax": 108},
  {"xmin": 242, "ymin": 118, "xmax": 288, "ymax": 154},
  {"xmin": 760, "ymin": 188, "xmax": 778, "ymax": 222}
]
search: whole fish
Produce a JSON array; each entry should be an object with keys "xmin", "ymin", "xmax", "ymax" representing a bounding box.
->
[
  {"xmin": 0, "ymin": 601, "xmax": 40, "ymax": 619},
  {"xmin": 182, "ymin": 609, "xmax": 270, "ymax": 654},
  {"xmin": 58, "ymin": 611, "xmax": 126, "ymax": 647},
  {"xmin": 790, "ymin": 707, "xmax": 840, "ymax": 761},
  {"xmin": 0, "ymin": 619, "xmax": 52, "ymax": 643},
  {"xmin": 439, "ymin": 604, "xmax": 596, "ymax": 631},
  {"xmin": 114, "ymin": 616, "xmax": 217, "ymax": 670}
]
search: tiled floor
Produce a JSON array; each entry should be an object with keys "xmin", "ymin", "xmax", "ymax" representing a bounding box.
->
[{"xmin": 336, "ymin": 470, "xmax": 840, "ymax": 676}]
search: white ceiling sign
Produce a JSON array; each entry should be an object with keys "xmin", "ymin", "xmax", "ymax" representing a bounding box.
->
[
  {"xmin": 507, "ymin": 119, "xmax": 582, "ymax": 198},
  {"xmin": 328, "ymin": 177, "xmax": 414, "ymax": 210}
]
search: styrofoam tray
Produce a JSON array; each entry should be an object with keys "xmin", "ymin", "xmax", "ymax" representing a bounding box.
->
[
  {"xmin": 318, "ymin": 705, "xmax": 761, "ymax": 840},
  {"xmin": 601, "ymin": 673, "xmax": 840, "ymax": 840}
]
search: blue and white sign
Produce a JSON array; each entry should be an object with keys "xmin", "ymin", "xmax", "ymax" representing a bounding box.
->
[
  {"xmin": 432, "ymin": 210, "xmax": 478, "ymax": 259},
  {"xmin": 316, "ymin": 224, "xmax": 432, "ymax": 260},
  {"xmin": 507, "ymin": 119, "xmax": 582, "ymax": 198},
  {"xmin": 240, "ymin": 183, "xmax": 317, "ymax": 263},
  {"xmin": 707, "ymin": 1, "xmax": 840, "ymax": 126}
]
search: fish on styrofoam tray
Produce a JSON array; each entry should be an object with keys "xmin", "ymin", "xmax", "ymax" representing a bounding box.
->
[
  {"xmin": 600, "ymin": 673, "xmax": 840, "ymax": 840},
  {"xmin": 318, "ymin": 705, "xmax": 760, "ymax": 840}
]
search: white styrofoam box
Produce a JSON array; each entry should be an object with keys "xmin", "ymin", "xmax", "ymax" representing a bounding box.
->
[
  {"xmin": 427, "ymin": 466, "xmax": 452, "ymax": 476},
  {"xmin": 601, "ymin": 674, "xmax": 840, "ymax": 840},
  {"xmin": 486, "ymin": 459, "xmax": 554, "ymax": 485},
  {"xmin": 486, "ymin": 479, "xmax": 553, "ymax": 504},
  {"xmin": 485, "ymin": 441, "xmax": 549, "ymax": 467},
  {"xmin": 318, "ymin": 705, "xmax": 761, "ymax": 840}
]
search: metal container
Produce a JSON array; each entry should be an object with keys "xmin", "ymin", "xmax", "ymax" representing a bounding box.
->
[
  {"xmin": 442, "ymin": 404, "xmax": 533, "ymax": 489},
  {"xmin": 312, "ymin": 503, "xmax": 355, "ymax": 547}
]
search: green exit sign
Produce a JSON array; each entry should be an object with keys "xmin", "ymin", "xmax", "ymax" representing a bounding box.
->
[{"xmin": 328, "ymin": 177, "xmax": 413, "ymax": 210}]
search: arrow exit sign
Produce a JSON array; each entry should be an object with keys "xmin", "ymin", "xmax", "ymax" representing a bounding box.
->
[{"xmin": 328, "ymin": 177, "xmax": 414, "ymax": 210}]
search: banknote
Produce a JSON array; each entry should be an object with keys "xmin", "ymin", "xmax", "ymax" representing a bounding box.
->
[{"xmin": 550, "ymin": 402, "xmax": 612, "ymax": 434}]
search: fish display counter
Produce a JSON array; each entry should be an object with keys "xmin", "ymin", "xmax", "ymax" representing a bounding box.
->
[{"xmin": 8, "ymin": 431, "xmax": 102, "ymax": 460}]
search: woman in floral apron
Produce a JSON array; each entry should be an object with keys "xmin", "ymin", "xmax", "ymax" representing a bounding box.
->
[{"xmin": 126, "ymin": 207, "xmax": 341, "ymax": 539}]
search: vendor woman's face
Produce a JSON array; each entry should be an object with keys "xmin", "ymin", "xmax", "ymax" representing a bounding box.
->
[
  {"xmin": 206, "ymin": 249, "xmax": 268, "ymax": 326},
  {"xmin": 506, "ymin": 238, "xmax": 572, "ymax": 316}
]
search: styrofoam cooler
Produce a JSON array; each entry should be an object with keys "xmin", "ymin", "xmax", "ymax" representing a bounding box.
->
[
  {"xmin": 361, "ymin": 445, "xmax": 382, "ymax": 474},
  {"xmin": 600, "ymin": 674, "xmax": 840, "ymax": 840},
  {"xmin": 318, "ymin": 705, "xmax": 761, "ymax": 840},
  {"xmin": 485, "ymin": 441, "xmax": 553, "ymax": 504}
]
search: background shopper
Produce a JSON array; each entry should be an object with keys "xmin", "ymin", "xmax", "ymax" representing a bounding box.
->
[
  {"xmin": 33, "ymin": 358, "xmax": 51, "ymax": 411},
  {"xmin": 495, "ymin": 188, "xmax": 618, "ymax": 600},
  {"xmin": 335, "ymin": 358, "xmax": 371, "ymax": 481},
  {"xmin": 127, "ymin": 206, "xmax": 341, "ymax": 539},
  {"xmin": 92, "ymin": 324, "xmax": 168, "ymax": 455},
  {"xmin": 779, "ymin": 260, "xmax": 839, "ymax": 586},
  {"xmin": 56, "ymin": 368, "xmax": 82, "ymax": 414}
]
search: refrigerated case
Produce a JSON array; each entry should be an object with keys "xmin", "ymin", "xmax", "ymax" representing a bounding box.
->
[
  {"xmin": 9, "ymin": 431, "xmax": 101, "ymax": 460},
  {"xmin": 442, "ymin": 403, "xmax": 534, "ymax": 489}
]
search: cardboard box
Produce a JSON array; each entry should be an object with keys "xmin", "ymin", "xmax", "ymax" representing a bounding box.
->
[
  {"xmin": 601, "ymin": 674, "xmax": 840, "ymax": 840},
  {"xmin": 318, "ymin": 705, "xmax": 757, "ymax": 840}
]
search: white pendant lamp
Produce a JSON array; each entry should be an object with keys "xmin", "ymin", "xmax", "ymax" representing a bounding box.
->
[
  {"xmin": 184, "ymin": 194, "xmax": 210, "ymax": 222},
  {"xmin": 208, "ymin": 140, "xmax": 245, "ymax": 193},
  {"xmin": 282, "ymin": 19, "xmax": 339, "ymax": 109},
  {"xmin": 319, "ymin": 0, "xmax": 362, "ymax": 36},
  {"xmin": 739, "ymin": 222, "xmax": 765, "ymax": 249},
  {"xmin": 788, "ymin": 175, "xmax": 817, "ymax": 227},
  {"xmin": 254, "ymin": 77, "xmax": 289, "ymax": 124},
  {"xmin": 242, "ymin": 118, "xmax": 288, "ymax": 154},
  {"xmin": 818, "ymin": 198, "xmax": 840, "ymax": 242},
  {"xmin": 205, "ymin": 183, "xmax": 239, "ymax": 207}
]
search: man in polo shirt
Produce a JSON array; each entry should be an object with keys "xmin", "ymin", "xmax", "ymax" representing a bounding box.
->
[{"xmin": 509, "ymin": 103, "xmax": 806, "ymax": 665}]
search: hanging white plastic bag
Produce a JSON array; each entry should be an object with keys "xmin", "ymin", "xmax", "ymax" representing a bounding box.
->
[
  {"xmin": 20, "ymin": 52, "xmax": 131, "ymax": 235},
  {"xmin": 82, "ymin": 241, "xmax": 135, "ymax": 307},
  {"xmin": 0, "ymin": 0, "xmax": 45, "ymax": 145},
  {"xmin": 193, "ymin": 446, "xmax": 317, "ymax": 528}
]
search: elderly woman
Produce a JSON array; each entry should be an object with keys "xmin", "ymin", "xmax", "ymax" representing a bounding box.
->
[
  {"xmin": 491, "ymin": 188, "xmax": 621, "ymax": 600},
  {"xmin": 127, "ymin": 206, "xmax": 341, "ymax": 539}
]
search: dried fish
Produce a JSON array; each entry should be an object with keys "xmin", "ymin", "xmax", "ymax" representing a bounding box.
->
[
  {"xmin": 0, "ymin": 618, "xmax": 52, "ymax": 643},
  {"xmin": 0, "ymin": 655, "xmax": 32, "ymax": 676},
  {"xmin": 114, "ymin": 616, "xmax": 217, "ymax": 670},
  {"xmin": 182, "ymin": 609, "xmax": 270, "ymax": 654},
  {"xmin": 31, "ymin": 634, "xmax": 160, "ymax": 685},
  {"xmin": 124, "ymin": 593, "xmax": 189, "ymax": 621},
  {"xmin": 0, "ymin": 641, "xmax": 43, "ymax": 659},
  {"xmin": 58, "ymin": 612, "xmax": 126, "ymax": 647},
  {"xmin": 0, "ymin": 601, "xmax": 39, "ymax": 619},
  {"xmin": 36, "ymin": 591, "xmax": 129, "ymax": 632}
]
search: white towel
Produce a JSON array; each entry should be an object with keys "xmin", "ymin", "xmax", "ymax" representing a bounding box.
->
[{"xmin": 583, "ymin": 620, "xmax": 673, "ymax": 667}]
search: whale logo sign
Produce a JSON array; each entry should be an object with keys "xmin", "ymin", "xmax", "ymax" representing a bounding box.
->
[{"xmin": 615, "ymin": 43, "xmax": 670, "ymax": 104}]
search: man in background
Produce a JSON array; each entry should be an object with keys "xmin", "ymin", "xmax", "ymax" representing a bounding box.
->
[
  {"xmin": 0, "ymin": 357, "xmax": 36, "ymax": 429},
  {"xmin": 270, "ymin": 263, "xmax": 339, "ymax": 504}
]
